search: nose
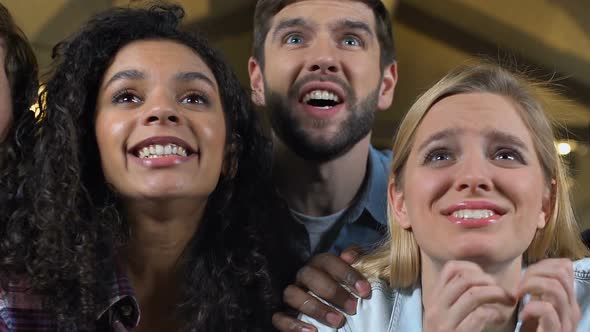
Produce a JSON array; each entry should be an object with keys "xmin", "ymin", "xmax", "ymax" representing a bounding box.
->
[
  {"xmin": 306, "ymin": 38, "xmax": 339, "ymax": 74},
  {"xmin": 142, "ymin": 91, "xmax": 180, "ymax": 126},
  {"xmin": 454, "ymin": 154, "xmax": 493, "ymax": 193}
]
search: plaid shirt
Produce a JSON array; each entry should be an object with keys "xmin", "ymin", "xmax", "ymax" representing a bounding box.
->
[{"xmin": 0, "ymin": 269, "xmax": 140, "ymax": 331}]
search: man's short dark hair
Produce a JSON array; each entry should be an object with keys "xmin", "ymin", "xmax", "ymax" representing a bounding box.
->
[
  {"xmin": 252, "ymin": 0, "xmax": 395, "ymax": 70},
  {"xmin": 0, "ymin": 3, "xmax": 38, "ymax": 113}
]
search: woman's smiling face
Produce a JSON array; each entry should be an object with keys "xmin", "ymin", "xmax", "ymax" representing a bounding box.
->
[
  {"xmin": 95, "ymin": 39, "xmax": 227, "ymax": 201},
  {"xmin": 391, "ymin": 92, "xmax": 551, "ymax": 268}
]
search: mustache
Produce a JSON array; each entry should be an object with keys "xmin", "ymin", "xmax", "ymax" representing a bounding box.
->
[{"xmin": 287, "ymin": 74, "xmax": 354, "ymax": 101}]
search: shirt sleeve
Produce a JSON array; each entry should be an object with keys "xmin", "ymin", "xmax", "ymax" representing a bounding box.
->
[{"xmin": 0, "ymin": 317, "xmax": 9, "ymax": 332}]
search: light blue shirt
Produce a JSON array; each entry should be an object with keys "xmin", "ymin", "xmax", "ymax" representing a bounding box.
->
[{"xmin": 301, "ymin": 258, "xmax": 590, "ymax": 331}]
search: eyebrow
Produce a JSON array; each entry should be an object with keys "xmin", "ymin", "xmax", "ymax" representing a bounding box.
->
[
  {"xmin": 103, "ymin": 70, "xmax": 216, "ymax": 90},
  {"xmin": 416, "ymin": 128, "xmax": 530, "ymax": 152},
  {"xmin": 330, "ymin": 19, "xmax": 374, "ymax": 37},
  {"xmin": 272, "ymin": 17, "xmax": 313, "ymax": 40},
  {"xmin": 104, "ymin": 69, "xmax": 145, "ymax": 88},
  {"xmin": 486, "ymin": 129, "xmax": 529, "ymax": 151},
  {"xmin": 417, "ymin": 128, "xmax": 460, "ymax": 153},
  {"xmin": 175, "ymin": 71, "xmax": 216, "ymax": 90}
]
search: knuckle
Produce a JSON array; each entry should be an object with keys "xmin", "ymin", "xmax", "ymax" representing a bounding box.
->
[
  {"xmin": 283, "ymin": 285, "xmax": 299, "ymax": 304},
  {"xmin": 323, "ymin": 283, "xmax": 339, "ymax": 299},
  {"xmin": 296, "ymin": 265, "xmax": 315, "ymax": 284}
]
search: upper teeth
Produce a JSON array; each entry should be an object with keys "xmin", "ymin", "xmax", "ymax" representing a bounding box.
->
[
  {"xmin": 303, "ymin": 90, "xmax": 340, "ymax": 103},
  {"xmin": 452, "ymin": 209, "xmax": 495, "ymax": 219},
  {"xmin": 138, "ymin": 144, "xmax": 188, "ymax": 158}
]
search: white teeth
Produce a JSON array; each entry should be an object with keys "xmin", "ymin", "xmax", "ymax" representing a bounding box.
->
[
  {"xmin": 155, "ymin": 145, "xmax": 164, "ymax": 155},
  {"xmin": 302, "ymin": 89, "xmax": 341, "ymax": 103},
  {"xmin": 136, "ymin": 144, "xmax": 192, "ymax": 159},
  {"xmin": 452, "ymin": 209, "xmax": 495, "ymax": 219}
]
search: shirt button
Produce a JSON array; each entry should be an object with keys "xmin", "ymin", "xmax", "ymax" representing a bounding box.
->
[{"xmin": 120, "ymin": 304, "xmax": 133, "ymax": 317}]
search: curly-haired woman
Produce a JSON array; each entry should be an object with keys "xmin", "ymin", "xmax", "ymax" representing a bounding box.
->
[
  {"xmin": 0, "ymin": 4, "xmax": 301, "ymax": 331},
  {"xmin": 0, "ymin": 2, "xmax": 38, "ymax": 248}
]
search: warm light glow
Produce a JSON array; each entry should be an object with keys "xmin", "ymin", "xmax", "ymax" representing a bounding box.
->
[{"xmin": 557, "ymin": 142, "xmax": 572, "ymax": 155}]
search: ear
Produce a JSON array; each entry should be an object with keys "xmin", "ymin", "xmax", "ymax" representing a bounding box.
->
[
  {"xmin": 248, "ymin": 57, "xmax": 266, "ymax": 107},
  {"xmin": 537, "ymin": 179, "xmax": 555, "ymax": 229},
  {"xmin": 377, "ymin": 61, "xmax": 398, "ymax": 111},
  {"xmin": 388, "ymin": 177, "xmax": 411, "ymax": 229}
]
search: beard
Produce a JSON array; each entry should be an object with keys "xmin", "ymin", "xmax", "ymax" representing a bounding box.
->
[{"xmin": 265, "ymin": 75, "xmax": 379, "ymax": 162}]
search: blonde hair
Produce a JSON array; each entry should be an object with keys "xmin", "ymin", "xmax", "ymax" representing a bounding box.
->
[{"xmin": 357, "ymin": 62, "xmax": 590, "ymax": 288}]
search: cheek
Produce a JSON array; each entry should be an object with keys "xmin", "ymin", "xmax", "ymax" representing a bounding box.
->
[
  {"xmin": 95, "ymin": 113, "xmax": 128, "ymax": 166},
  {"xmin": 199, "ymin": 115, "xmax": 227, "ymax": 161}
]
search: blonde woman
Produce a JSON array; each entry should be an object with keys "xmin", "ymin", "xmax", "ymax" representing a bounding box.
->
[{"xmin": 301, "ymin": 63, "xmax": 590, "ymax": 331}]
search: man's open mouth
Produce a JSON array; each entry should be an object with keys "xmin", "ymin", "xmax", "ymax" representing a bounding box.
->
[{"xmin": 301, "ymin": 89, "xmax": 343, "ymax": 109}]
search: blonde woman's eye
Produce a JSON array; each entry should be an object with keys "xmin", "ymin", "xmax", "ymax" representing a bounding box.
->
[
  {"xmin": 494, "ymin": 149, "xmax": 524, "ymax": 163},
  {"xmin": 423, "ymin": 148, "xmax": 454, "ymax": 165}
]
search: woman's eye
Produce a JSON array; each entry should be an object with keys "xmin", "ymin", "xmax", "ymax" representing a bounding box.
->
[
  {"xmin": 424, "ymin": 149, "xmax": 454, "ymax": 164},
  {"xmin": 181, "ymin": 93, "xmax": 208, "ymax": 105},
  {"xmin": 112, "ymin": 90, "xmax": 141, "ymax": 104},
  {"xmin": 285, "ymin": 34, "xmax": 304, "ymax": 44},
  {"xmin": 494, "ymin": 149, "xmax": 524, "ymax": 163},
  {"xmin": 342, "ymin": 36, "xmax": 362, "ymax": 47}
]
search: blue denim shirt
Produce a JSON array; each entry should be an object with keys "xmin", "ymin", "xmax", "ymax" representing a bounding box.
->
[
  {"xmin": 302, "ymin": 258, "xmax": 590, "ymax": 331},
  {"xmin": 295, "ymin": 146, "xmax": 392, "ymax": 257}
]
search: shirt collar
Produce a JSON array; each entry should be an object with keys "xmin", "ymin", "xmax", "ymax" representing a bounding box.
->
[
  {"xmin": 95, "ymin": 264, "xmax": 140, "ymax": 329},
  {"xmin": 346, "ymin": 145, "xmax": 390, "ymax": 226}
]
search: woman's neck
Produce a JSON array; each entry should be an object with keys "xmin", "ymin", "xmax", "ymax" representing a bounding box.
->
[{"xmin": 122, "ymin": 197, "xmax": 206, "ymax": 310}]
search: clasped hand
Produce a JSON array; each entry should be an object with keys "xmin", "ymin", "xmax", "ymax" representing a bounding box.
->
[{"xmin": 423, "ymin": 259, "xmax": 579, "ymax": 332}]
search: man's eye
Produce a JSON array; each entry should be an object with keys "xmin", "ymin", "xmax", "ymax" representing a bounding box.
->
[
  {"xmin": 285, "ymin": 34, "xmax": 304, "ymax": 44},
  {"xmin": 112, "ymin": 90, "xmax": 141, "ymax": 104},
  {"xmin": 342, "ymin": 36, "xmax": 361, "ymax": 47},
  {"xmin": 181, "ymin": 93, "xmax": 208, "ymax": 105}
]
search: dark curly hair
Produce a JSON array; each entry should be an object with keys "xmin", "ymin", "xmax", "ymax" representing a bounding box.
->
[
  {"xmin": 0, "ymin": 2, "xmax": 38, "ymax": 221},
  {"xmin": 1, "ymin": 3, "xmax": 301, "ymax": 331}
]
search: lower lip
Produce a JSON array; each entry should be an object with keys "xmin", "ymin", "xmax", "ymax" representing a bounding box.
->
[
  {"xmin": 299, "ymin": 102, "xmax": 344, "ymax": 120},
  {"xmin": 130, "ymin": 154, "xmax": 196, "ymax": 168},
  {"xmin": 448, "ymin": 214, "xmax": 501, "ymax": 228}
]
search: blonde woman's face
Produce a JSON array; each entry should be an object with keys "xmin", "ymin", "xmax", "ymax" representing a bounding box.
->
[{"xmin": 390, "ymin": 92, "xmax": 550, "ymax": 269}]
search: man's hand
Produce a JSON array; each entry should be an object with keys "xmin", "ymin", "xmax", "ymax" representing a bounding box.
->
[{"xmin": 272, "ymin": 248, "xmax": 371, "ymax": 332}]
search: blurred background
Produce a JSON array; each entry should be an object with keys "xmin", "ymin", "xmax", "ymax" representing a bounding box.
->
[{"xmin": 3, "ymin": 0, "xmax": 590, "ymax": 229}]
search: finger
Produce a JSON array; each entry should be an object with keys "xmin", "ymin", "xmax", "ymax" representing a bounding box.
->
[
  {"xmin": 519, "ymin": 258, "xmax": 575, "ymax": 306},
  {"xmin": 516, "ymin": 275, "xmax": 571, "ymax": 330},
  {"xmin": 304, "ymin": 253, "xmax": 371, "ymax": 298},
  {"xmin": 339, "ymin": 246, "xmax": 361, "ymax": 265},
  {"xmin": 520, "ymin": 300, "xmax": 561, "ymax": 332},
  {"xmin": 448, "ymin": 285, "xmax": 515, "ymax": 327},
  {"xmin": 283, "ymin": 284, "xmax": 345, "ymax": 328},
  {"xmin": 439, "ymin": 269, "xmax": 498, "ymax": 307},
  {"xmin": 437, "ymin": 260, "xmax": 486, "ymax": 288},
  {"xmin": 456, "ymin": 305, "xmax": 513, "ymax": 332},
  {"xmin": 272, "ymin": 312, "xmax": 317, "ymax": 332}
]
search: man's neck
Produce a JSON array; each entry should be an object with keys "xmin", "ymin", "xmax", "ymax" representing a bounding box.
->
[{"xmin": 273, "ymin": 134, "xmax": 371, "ymax": 217}]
